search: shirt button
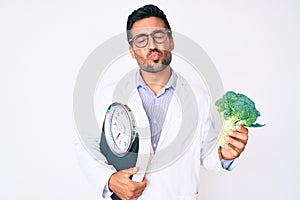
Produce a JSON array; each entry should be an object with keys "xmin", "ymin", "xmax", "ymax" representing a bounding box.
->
[{"xmin": 153, "ymin": 144, "xmax": 157, "ymax": 147}]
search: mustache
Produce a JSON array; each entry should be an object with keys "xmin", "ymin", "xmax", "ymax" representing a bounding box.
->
[{"xmin": 147, "ymin": 49, "xmax": 163, "ymax": 57}]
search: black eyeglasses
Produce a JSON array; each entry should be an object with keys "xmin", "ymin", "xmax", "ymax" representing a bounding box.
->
[{"xmin": 129, "ymin": 29, "xmax": 171, "ymax": 48}]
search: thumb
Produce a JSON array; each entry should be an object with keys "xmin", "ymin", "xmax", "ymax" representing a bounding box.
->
[{"xmin": 124, "ymin": 166, "xmax": 139, "ymax": 176}]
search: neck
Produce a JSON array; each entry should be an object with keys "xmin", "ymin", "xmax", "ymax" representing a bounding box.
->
[{"xmin": 140, "ymin": 66, "xmax": 171, "ymax": 95}]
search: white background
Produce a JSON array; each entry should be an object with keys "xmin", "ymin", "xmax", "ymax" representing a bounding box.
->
[{"xmin": 1, "ymin": 0, "xmax": 299, "ymax": 199}]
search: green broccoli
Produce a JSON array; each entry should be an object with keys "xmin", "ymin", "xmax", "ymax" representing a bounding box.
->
[{"xmin": 215, "ymin": 91, "xmax": 265, "ymax": 147}]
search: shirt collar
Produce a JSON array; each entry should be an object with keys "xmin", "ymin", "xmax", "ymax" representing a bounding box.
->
[{"xmin": 136, "ymin": 68, "xmax": 177, "ymax": 90}]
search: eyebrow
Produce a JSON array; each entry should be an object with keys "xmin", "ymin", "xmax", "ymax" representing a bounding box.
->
[{"xmin": 132, "ymin": 29, "xmax": 166, "ymax": 37}]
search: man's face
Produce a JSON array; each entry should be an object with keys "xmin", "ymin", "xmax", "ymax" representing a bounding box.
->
[{"xmin": 129, "ymin": 17, "xmax": 174, "ymax": 73}]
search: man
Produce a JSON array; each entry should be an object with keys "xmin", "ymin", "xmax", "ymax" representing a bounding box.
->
[{"xmin": 76, "ymin": 4, "xmax": 248, "ymax": 200}]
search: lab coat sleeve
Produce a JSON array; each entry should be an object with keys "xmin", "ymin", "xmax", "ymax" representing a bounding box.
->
[
  {"xmin": 202, "ymin": 144, "xmax": 239, "ymax": 172},
  {"xmin": 74, "ymin": 134, "xmax": 116, "ymax": 199},
  {"xmin": 201, "ymin": 143, "xmax": 227, "ymax": 172}
]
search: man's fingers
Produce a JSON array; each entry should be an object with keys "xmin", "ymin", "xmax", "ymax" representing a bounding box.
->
[
  {"xmin": 131, "ymin": 166, "xmax": 139, "ymax": 174},
  {"xmin": 124, "ymin": 177, "xmax": 147, "ymax": 199},
  {"xmin": 236, "ymin": 125, "xmax": 248, "ymax": 134},
  {"xmin": 224, "ymin": 136, "xmax": 245, "ymax": 149},
  {"xmin": 221, "ymin": 126, "xmax": 249, "ymax": 160},
  {"xmin": 139, "ymin": 177, "xmax": 147, "ymax": 188},
  {"xmin": 108, "ymin": 168, "xmax": 146, "ymax": 200},
  {"xmin": 228, "ymin": 130, "xmax": 248, "ymax": 142},
  {"xmin": 223, "ymin": 143, "xmax": 240, "ymax": 158},
  {"xmin": 132, "ymin": 177, "xmax": 147, "ymax": 191},
  {"xmin": 122, "ymin": 166, "xmax": 139, "ymax": 177}
]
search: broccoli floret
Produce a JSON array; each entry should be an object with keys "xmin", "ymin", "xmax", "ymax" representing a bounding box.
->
[{"xmin": 215, "ymin": 91, "xmax": 265, "ymax": 147}]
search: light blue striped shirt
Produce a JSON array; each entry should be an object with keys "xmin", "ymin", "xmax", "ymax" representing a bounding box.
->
[{"xmin": 136, "ymin": 69, "xmax": 177, "ymax": 152}]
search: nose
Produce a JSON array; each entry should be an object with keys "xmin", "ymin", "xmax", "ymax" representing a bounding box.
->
[{"xmin": 147, "ymin": 36, "xmax": 157, "ymax": 49}]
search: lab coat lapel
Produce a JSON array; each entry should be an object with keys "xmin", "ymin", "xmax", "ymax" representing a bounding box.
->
[
  {"xmin": 113, "ymin": 69, "xmax": 150, "ymax": 129},
  {"xmin": 154, "ymin": 77, "xmax": 182, "ymax": 152}
]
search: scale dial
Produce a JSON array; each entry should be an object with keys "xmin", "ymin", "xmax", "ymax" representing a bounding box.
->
[{"xmin": 104, "ymin": 103, "xmax": 136, "ymax": 157}]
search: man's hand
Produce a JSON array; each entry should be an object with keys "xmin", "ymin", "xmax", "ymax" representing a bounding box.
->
[
  {"xmin": 220, "ymin": 125, "xmax": 249, "ymax": 160},
  {"xmin": 108, "ymin": 167, "xmax": 147, "ymax": 200}
]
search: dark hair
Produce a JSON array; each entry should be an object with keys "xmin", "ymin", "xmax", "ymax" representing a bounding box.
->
[{"xmin": 126, "ymin": 4, "xmax": 172, "ymax": 44}]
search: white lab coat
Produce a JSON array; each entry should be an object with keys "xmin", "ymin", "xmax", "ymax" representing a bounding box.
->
[{"xmin": 75, "ymin": 69, "xmax": 234, "ymax": 200}]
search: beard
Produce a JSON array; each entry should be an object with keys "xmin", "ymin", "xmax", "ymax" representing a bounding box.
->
[{"xmin": 134, "ymin": 49, "xmax": 172, "ymax": 73}]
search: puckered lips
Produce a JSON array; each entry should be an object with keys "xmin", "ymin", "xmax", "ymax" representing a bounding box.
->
[{"xmin": 149, "ymin": 51, "xmax": 161, "ymax": 61}]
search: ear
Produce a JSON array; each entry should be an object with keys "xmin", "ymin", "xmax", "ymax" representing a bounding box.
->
[
  {"xmin": 170, "ymin": 36, "xmax": 175, "ymax": 51},
  {"xmin": 129, "ymin": 46, "xmax": 136, "ymax": 59}
]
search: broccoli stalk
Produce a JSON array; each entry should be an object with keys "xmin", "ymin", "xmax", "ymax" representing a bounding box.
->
[
  {"xmin": 217, "ymin": 115, "xmax": 239, "ymax": 147},
  {"xmin": 215, "ymin": 91, "xmax": 265, "ymax": 147}
]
